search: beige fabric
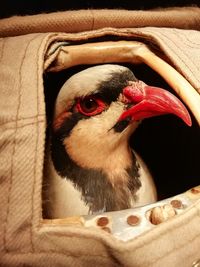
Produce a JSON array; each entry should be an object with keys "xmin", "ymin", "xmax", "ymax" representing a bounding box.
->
[
  {"xmin": 0, "ymin": 7, "xmax": 200, "ymax": 37},
  {"xmin": 0, "ymin": 9, "xmax": 200, "ymax": 267}
]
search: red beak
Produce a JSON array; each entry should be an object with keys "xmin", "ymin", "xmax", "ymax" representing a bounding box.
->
[{"xmin": 119, "ymin": 81, "xmax": 192, "ymax": 126}]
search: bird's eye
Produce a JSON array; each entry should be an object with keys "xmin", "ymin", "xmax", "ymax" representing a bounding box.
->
[
  {"xmin": 80, "ymin": 98, "xmax": 97, "ymax": 113},
  {"xmin": 75, "ymin": 96, "xmax": 106, "ymax": 116}
]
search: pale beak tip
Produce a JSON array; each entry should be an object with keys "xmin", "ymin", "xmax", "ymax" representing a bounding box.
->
[{"xmin": 185, "ymin": 116, "xmax": 192, "ymax": 127}]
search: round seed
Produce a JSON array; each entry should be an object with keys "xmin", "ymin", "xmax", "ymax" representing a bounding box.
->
[
  {"xmin": 170, "ymin": 199, "xmax": 183, "ymax": 209},
  {"xmin": 97, "ymin": 216, "xmax": 109, "ymax": 227},
  {"xmin": 127, "ymin": 215, "xmax": 140, "ymax": 226},
  {"xmin": 191, "ymin": 188, "xmax": 200, "ymax": 194}
]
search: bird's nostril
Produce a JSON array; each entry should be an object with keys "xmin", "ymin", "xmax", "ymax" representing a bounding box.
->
[
  {"xmin": 126, "ymin": 103, "xmax": 134, "ymax": 110},
  {"xmin": 118, "ymin": 93, "xmax": 131, "ymax": 104}
]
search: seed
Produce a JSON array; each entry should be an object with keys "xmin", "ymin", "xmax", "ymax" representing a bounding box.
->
[
  {"xmin": 148, "ymin": 205, "xmax": 176, "ymax": 225},
  {"xmin": 170, "ymin": 199, "xmax": 183, "ymax": 209},
  {"xmin": 97, "ymin": 216, "xmax": 109, "ymax": 227},
  {"xmin": 191, "ymin": 188, "xmax": 200, "ymax": 194},
  {"xmin": 127, "ymin": 215, "xmax": 140, "ymax": 226}
]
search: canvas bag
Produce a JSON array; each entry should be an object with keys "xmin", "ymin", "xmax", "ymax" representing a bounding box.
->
[{"xmin": 0, "ymin": 8, "xmax": 200, "ymax": 267}]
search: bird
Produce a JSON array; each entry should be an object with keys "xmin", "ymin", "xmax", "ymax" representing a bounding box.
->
[{"xmin": 44, "ymin": 64, "xmax": 191, "ymax": 218}]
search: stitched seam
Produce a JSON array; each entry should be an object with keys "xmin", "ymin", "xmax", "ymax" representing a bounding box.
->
[
  {"xmin": 3, "ymin": 41, "xmax": 23, "ymax": 252},
  {"xmin": 31, "ymin": 34, "xmax": 47, "ymax": 252},
  {"xmin": 144, "ymin": 29, "xmax": 200, "ymax": 83},
  {"xmin": 3, "ymin": 35, "xmax": 41, "ymax": 252},
  {"xmin": 30, "ymin": 34, "xmax": 50, "ymax": 252},
  {"xmin": 1, "ymin": 120, "xmax": 45, "ymax": 131},
  {"xmin": 161, "ymin": 33, "xmax": 200, "ymax": 78},
  {"xmin": 0, "ymin": 114, "xmax": 45, "ymax": 127},
  {"xmin": 172, "ymin": 29, "xmax": 200, "ymax": 47},
  {"xmin": 169, "ymin": 30, "xmax": 200, "ymax": 71}
]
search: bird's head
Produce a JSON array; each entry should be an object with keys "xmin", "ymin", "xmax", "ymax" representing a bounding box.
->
[
  {"xmin": 52, "ymin": 64, "xmax": 191, "ymax": 173},
  {"xmin": 49, "ymin": 64, "xmax": 192, "ymax": 213}
]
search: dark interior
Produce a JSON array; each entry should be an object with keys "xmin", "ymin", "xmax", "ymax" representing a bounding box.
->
[
  {"xmin": 44, "ymin": 61, "xmax": 200, "ymax": 203},
  {"xmin": 2, "ymin": 1, "xmax": 200, "ymax": 19}
]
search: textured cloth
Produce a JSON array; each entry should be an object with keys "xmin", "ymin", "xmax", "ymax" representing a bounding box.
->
[
  {"xmin": 0, "ymin": 8, "xmax": 200, "ymax": 267},
  {"xmin": 0, "ymin": 7, "xmax": 200, "ymax": 37}
]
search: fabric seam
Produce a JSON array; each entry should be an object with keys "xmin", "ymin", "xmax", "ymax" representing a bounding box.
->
[
  {"xmin": 3, "ymin": 35, "xmax": 42, "ymax": 252},
  {"xmin": 143, "ymin": 29, "xmax": 200, "ymax": 84},
  {"xmin": 30, "ymin": 34, "xmax": 45, "ymax": 253}
]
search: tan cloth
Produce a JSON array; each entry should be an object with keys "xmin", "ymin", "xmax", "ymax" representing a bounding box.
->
[
  {"xmin": 0, "ymin": 8, "xmax": 200, "ymax": 266},
  {"xmin": 0, "ymin": 7, "xmax": 200, "ymax": 37}
]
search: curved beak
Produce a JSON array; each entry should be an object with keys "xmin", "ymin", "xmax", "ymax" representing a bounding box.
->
[{"xmin": 118, "ymin": 81, "xmax": 192, "ymax": 127}]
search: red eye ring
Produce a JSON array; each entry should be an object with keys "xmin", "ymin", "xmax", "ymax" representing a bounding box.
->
[{"xmin": 76, "ymin": 96, "xmax": 107, "ymax": 116}]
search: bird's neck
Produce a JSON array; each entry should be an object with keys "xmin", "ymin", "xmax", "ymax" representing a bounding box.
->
[{"xmin": 51, "ymin": 135, "xmax": 141, "ymax": 213}]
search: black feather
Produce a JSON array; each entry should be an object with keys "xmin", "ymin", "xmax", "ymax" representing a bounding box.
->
[{"xmin": 95, "ymin": 69, "xmax": 137, "ymax": 104}]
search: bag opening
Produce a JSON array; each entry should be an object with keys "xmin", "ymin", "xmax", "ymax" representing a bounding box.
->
[{"xmin": 41, "ymin": 38, "xmax": 200, "ymax": 241}]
